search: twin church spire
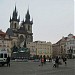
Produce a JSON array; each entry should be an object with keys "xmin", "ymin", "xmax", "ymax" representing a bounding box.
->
[
  {"xmin": 10, "ymin": 5, "xmax": 33, "ymax": 24},
  {"xmin": 10, "ymin": 5, "xmax": 20, "ymax": 22},
  {"xmin": 25, "ymin": 8, "xmax": 30, "ymax": 21}
]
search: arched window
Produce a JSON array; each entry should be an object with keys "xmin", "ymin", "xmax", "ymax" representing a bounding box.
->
[
  {"xmin": 28, "ymin": 25, "xmax": 30, "ymax": 31},
  {"xmin": 14, "ymin": 23, "xmax": 16, "ymax": 28},
  {"xmin": 20, "ymin": 35, "xmax": 24, "ymax": 43}
]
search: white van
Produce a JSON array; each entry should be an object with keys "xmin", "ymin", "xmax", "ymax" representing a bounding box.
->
[{"xmin": 0, "ymin": 49, "xmax": 8, "ymax": 66}]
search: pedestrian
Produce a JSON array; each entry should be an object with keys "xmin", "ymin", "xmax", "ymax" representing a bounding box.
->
[
  {"xmin": 49, "ymin": 57, "xmax": 51, "ymax": 62},
  {"xmin": 55, "ymin": 56, "xmax": 59, "ymax": 68},
  {"xmin": 43, "ymin": 55, "xmax": 46, "ymax": 64},
  {"xmin": 6, "ymin": 55, "xmax": 10, "ymax": 67},
  {"xmin": 52, "ymin": 59, "xmax": 56, "ymax": 68},
  {"xmin": 41, "ymin": 57, "xmax": 44, "ymax": 66},
  {"xmin": 62, "ymin": 56, "xmax": 67, "ymax": 66}
]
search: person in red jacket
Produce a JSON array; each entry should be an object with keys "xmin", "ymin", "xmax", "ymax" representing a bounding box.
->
[{"xmin": 41, "ymin": 57, "xmax": 44, "ymax": 66}]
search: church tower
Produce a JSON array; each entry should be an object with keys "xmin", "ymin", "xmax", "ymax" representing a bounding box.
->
[
  {"xmin": 20, "ymin": 8, "xmax": 33, "ymax": 44},
  {"xmin": 10, "ymin": 5, "xmax": 20, "ymax": 30},
  {"xmin": 25, "ymin": 9, "xmax": 33, "ymax": 42},
  {"xmin": 7, "ymin": 6, "xmax": 33, "ymax": 48}
]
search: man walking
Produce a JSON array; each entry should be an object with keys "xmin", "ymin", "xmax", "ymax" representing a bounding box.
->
[
  {"xmin": 7, "ymin": 56, "xmax": 10, "ymax": 67},
  {"xmin": 55, "ymin": 56, "xmax": 59, "ymax": 68},
  {"xmin": 62, "ymin": 56, "xmax": 67, "ymax": 66}
]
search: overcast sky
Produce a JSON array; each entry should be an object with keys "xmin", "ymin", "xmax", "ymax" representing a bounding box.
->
[{"xmin": 0, "ymin": 0, "xmax": 74, "ymax": 44}]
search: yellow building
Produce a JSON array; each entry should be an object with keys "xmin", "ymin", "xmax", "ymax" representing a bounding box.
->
[{"xmin": 27, "ymin": 41, "xmax": 52, "ymax": 58}]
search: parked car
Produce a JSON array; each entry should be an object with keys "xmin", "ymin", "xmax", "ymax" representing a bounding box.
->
[
  {"xmin": 0, "ymin": 49, "xmax": 8, "ymax": 66},
  {"xmin": 46, "ymin": 59, "xmax": 49, "ymax": 62}
]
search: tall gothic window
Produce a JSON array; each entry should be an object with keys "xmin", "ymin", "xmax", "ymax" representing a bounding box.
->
[
  {"xmin": 20, "ymin": 35, "xmax": 24, "ymax": 43},
  {"xmin": 28, "ymin": 25, "xmax": 30, "ymax": 31},
  {"xmin": 14, "ymin": 23, "xmax": 16, "ymax": 28}
]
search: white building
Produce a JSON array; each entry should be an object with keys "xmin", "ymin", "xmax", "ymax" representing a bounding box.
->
[
  {"xmin": 66, "ymin": 34, "xmax": 75, "ymax": 58},
  {"xmin": 27, "ymin": 41, "xmax": 52, "ymax": 58},
  {"xmin": 0, "ymin": 30, "xmax": 12, "ymax": 56}
]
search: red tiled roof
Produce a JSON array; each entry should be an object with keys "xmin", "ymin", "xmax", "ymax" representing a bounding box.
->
[
  {"xmin": 0, "ymin": 30, "xmax": 6, "ymax": 34},
  {"xmin": 56, "ymin": 37, "xmax": 67, "ymax": 44},
  {"xmin": 64, "ymin": 37, "xmax": 67, "ymax": 40},
  {"xmin": 0, "ymin": 30, "xmax": 6, "ymax": 37},
  {"xmin": 56, "ymin": 39, "xmax": 62, "ymax": 44},
  {"xmin": 73, "ymin": 36, "xmax": 75, "ymax": 38}
]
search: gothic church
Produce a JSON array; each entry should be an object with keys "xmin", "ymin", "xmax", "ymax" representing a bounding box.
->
[{"xmin": 6, "ymin": 6, "xmax": 33, "ymax": 48}]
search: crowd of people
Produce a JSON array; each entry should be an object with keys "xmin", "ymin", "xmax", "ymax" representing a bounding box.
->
[
  {"xmin": 5, "ymin": 55, "xmax": 67, "ymax": 68},
  {"xmin": 40, "ymin": 55, "xmax": 67, "ymax": 68}
]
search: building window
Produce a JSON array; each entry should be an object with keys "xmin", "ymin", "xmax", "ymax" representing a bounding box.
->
[
  {"xmin": 0, "ymin": 54, "xmax": 3, "ymax": 58},
  {"xmin": 20, "ymin": 35, "xmax": 24, "ymax": 43},
  {"xmin": 28, "ymin": 25, "xmax": 30, "ymax": 31},
  {"xmin": 14, "ymin": 23, "xmax": 16, "ymax": 28},
  {"xmin": 4, "ymin": 54, "xmax": 7, "ymax": 58},
  {"xmin": 74, "ymin": 50, "xmax": 75, "ymax": 53}
]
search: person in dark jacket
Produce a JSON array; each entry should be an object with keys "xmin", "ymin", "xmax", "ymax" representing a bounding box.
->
[
  {"xmin": 43, "ymin": 55, "xmax": 46, "ymax": 64},
  {"xmin": 7, "ymin": 56, "xmax": 10, "ymax": 67},
  {"xmin": 62, "ymin": 56, "xmax": 67, "ymax": 66},
  {"xmin": 55, "ymin": 56, "xmax": 59, "ymax": 67}
]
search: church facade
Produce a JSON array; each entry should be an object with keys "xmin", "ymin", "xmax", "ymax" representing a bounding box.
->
[{"xmin": 6, "ymin": 6, "xmax": 33, "ymax": 48}]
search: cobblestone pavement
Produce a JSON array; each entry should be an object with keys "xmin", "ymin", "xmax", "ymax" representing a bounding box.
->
[{"xmin": 0, "ymin": 59, "xmax": 75, "ymax": 75}]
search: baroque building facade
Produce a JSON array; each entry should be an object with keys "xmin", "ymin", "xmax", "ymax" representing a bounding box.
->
[
  {"xmin": 6, "ymin": 6, "xmax": 33, "ymax": 48},
  {"xmin": 27, "ymin": 41, "xmax": 52, "ymax": 58},
  {"xmin": 52, "ymin": 37, "xmax": 66, "ymax": 58},
  {"xmin": 65, "ymin": 34, "xmax": 75, "ymax": 58},
  {"xmin": 52, "ymin": 34, "xmax": 75, "ymax": 58},
  {"xmin": 0, "ymin": 30, "xmax": 12, "ymax": 56}
]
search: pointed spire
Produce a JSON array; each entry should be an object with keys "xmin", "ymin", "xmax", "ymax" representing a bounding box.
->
[
  {"xmin": 10, "ymin": 16, "xmax": 11, "ymax": 22},
  {"xmin": 27, "ymin": 7, "xmax": 29, "ymax": 14},
  {"xmin": 24, "ymin": 7, "xmax": 33, "ymax": 25},
  {"xmin": 31, "ymin": 18, "xmax": 33, "ymax": 24},
  {"xmin": 25, "ymin": 8, "xmax": 30, "ymax": 21},
  {"xmin": 15, "ymin": 5, "xmax": 16, "ymax": 12},
  {"xmin": 18, "ymin": 15, "xmax": 20, "ymax": 22},
  {"xmin": 27, "ymin": 5, "xmax": 29, "ymax": 14},
  {"xmin": 12, "ymin": 6, "xmax": 17, "ymax": 20},
  {"xmin": 10, "ymin": 5, "xmax": 20, "ymax": 22}
]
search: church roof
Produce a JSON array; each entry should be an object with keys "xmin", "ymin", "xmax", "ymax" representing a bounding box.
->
[
  {"xmin": 17, "ymin": 26, "xmax": 27, "ymax": 34},
  {"xmin": 0, "ymin": 30, "xmax": 6, "ymax": 37},
  {"xmin": 0, "ymin": 30, "xmax": 6, "ymax": 34},
  {"xmin": 6, "ymin": 28, "xmax": 14, "ymax": 36}
]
